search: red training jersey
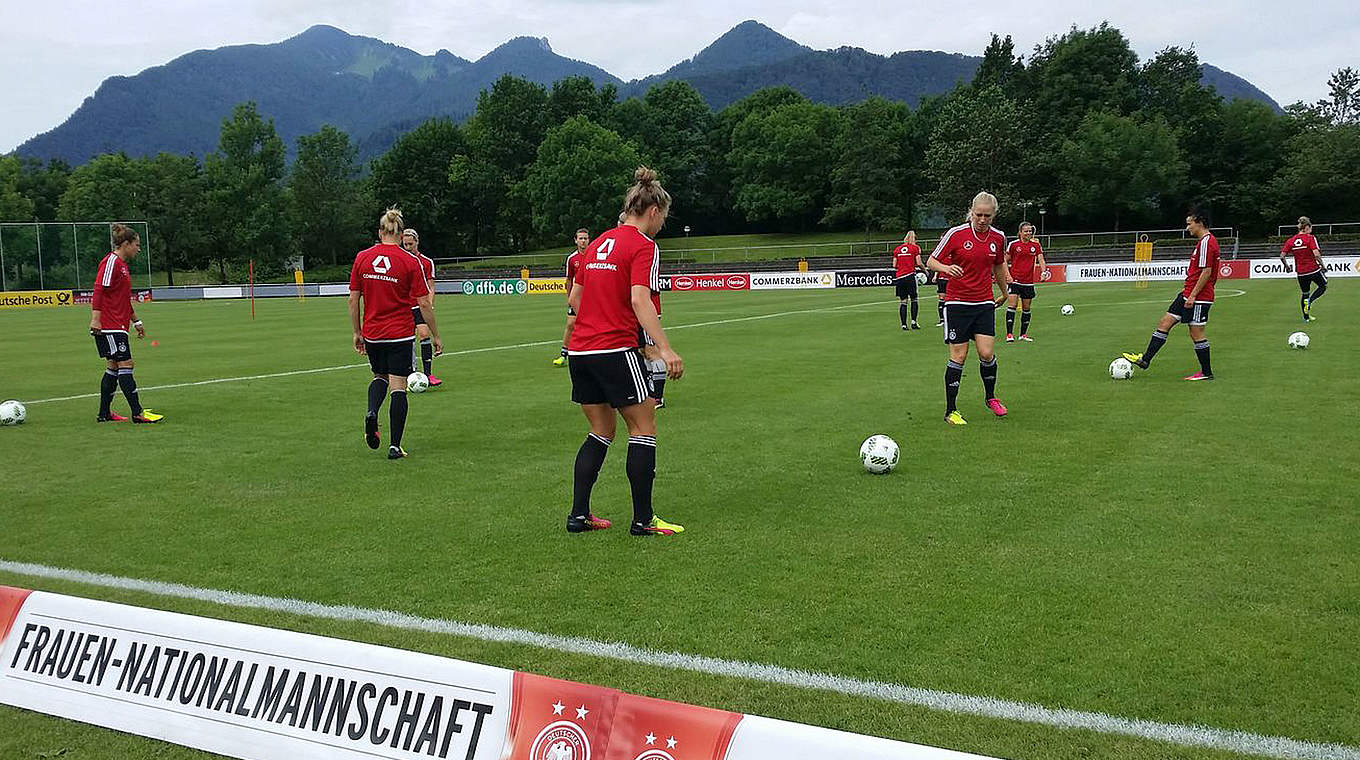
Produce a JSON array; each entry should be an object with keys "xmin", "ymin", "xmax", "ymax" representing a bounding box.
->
[
  {"xmin": 565, "ymin": 250, "xmax": 582, "ymax": 294},
  {"xmin": 893, "ymin": 244, "xmax": 921, "ymax": 278},
  {"xmin": 349, "ymin": 243, "xmax": 430, "ymax": 341},
  {"xmin": 568, "ymin": 225, "xmax": 660, "ymax": 353},
  {"xmin": 930, "ymin": 223, "xmax": 1007, "ymax": 304},
  {"xmin": 405, "ymin": 250, "xmax": 435, "ymax": 305},
  {"xmin": 1183, "ymin": 234, "xmax": 1220, "ymax": 302},
  {"xmin": 91, "ymin": 252, "xmax": 132, "ymax": 332},
  {"xmin": 1280, "ymin": 233, "xmax": 1321, "ymax": 276},
  {"xmin": 1006, "ymin": 239, "xmax": 1043, "ymax": 285}
]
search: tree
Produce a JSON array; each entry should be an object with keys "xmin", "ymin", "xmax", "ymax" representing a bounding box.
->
[
  {"xmin": 1272, "ymin": 122, "xmax": 1360, "ymax": 221},
  {"xmin": 17, "ymin": 159, "xmax": 70, "ymax": 221},
  {"xmin": 522, "ymin": 118, "xmax": 644, "ymax": 238},
  {"xmin": 290, "ymin": 125, "xmax": 367, "ymax": 266},
  {"xmin": 57, "ymin": 153, "xmax": 141, "ymax": 222},
  {"xmin": 547, "ymin": 76, "xmax": 616, "ymax": 126},
  {"xmin": 1212, "ymin": 100, "xmax": 1295, "ymax": 234},
  {"xmin": 1314, "ymin": 67, "xmax": 1359, "ymax": 124},
  {"xmin": 637, "ymin": 81, "xmax": 718, "ymax": 229},
  {"xmin": 924, "ymin": 85, "xmax": 1027, "ymax": 212},
  {"xmin": 823, "ymin": 97, "xmax": 911, "ymax": 234},
  {"xmin": 973, "ymin": 34, "xmax": 1026, "ymax": 97},
  {"xmin": 139, "ymin": 153, "xmax": 207, "ymax": 285},
  {"xmin": 202, "ymin": 102, "xmax": 292, "ymax": 281},
  {"xmin": 0, "ymin": 156, "xmax": 35, "ymax": 221},
  {"xmin": 370, "ymin": 118, "xmax": 464, "ymax": 252},
  {"xmin": 456, "ymin": 76, "xmax": 552, "ymax": 251},
  {"xmin": 728, "ymin": 101, "xmax": 843, "ymax": 228},
  {"xmin": 1028, "ymin": 24, "xmax": 1140, "ymax": 137},
  {"xmin": 1058, "ymin": 112, "xmax": 1187, "ymax": 229}
]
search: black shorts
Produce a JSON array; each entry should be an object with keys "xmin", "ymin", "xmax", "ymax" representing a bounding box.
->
[
  {"xmin": 366, "ymin": 339, "xmax": 415, "ymax": 376},
  {"xmin": 1297, "ymin": 271, "xmax": 1327, "ymax": 291},
  {"xmin": 895, "ymin": 276, "xmax": 918, "ymax": 300},
  {"xmin": 1008, "ymin": 282, "xmax": 1036, "ymax": 300},
  {"xmin": 569, "ymin": 350, "xmax": 651, "ymax": 408},
  {"xmin": 94, "ymin": 331, "xmax": 131, "ymax": 362},
  {"xmin": 1167, "ymin": 293, "xmax": 1212, "ymax": 326},
  {"xmin": 936, "ymin": 277, "xmax": 949, "ymax": 295},
  {"xmin": 410, "ymin": 306, "xmax": 426, "ymax": 326},
  {"xmin": 942, "ymin": 303, "xmax": 996, "ymax": 344}
]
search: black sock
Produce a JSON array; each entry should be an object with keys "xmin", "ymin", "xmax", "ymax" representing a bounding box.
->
[
  {"xmin": 420, "ymin": 340, "xmax": 433, "ymax": 375},
  {"xmin": 389, "ymin": 390, "xmax": 408, "ymax": 447},
  {"xmin": 1020, "ymin": 309, "xmax": 1031, "ymax": 335},
  {"xmin": 627, "ymin": 435, "xmax": 657, "ymax": 526},
  {"xmin": 1194, "ymin": 339, "xmax": 1212, "ymax": 376},
  {"xmin": 899, "ymin": 303, "xmax": 909, "ymax": 327},
  {"xmin": 571, "ymin": 433, "xmax": 611, "ymax": 518},
  {"xmin": 367, "ymin": 377, "xmax": 388, "ymax": 417},
  {"xmin": 652, "ymin": 378, "xmax": 666, "ymax": 400},
  {"xmin": 1301, "ymin": 292, "xmax": 1310, "ymax": 317},
  {"xmin": 980, "ymin": 357, "xmax": 998, "ymax": 400},
  {"xmin": 944, "ymin": 360, "xmax": 964, "ymax": 414},
  {"xmin": 1310, "ymin": 282, "xmax": 1327, "ymax": 304},
  {"xmin": 99, "ymin": 370, "xmax": 117, "ymax": 416},
  {"xmin": 116, "ymin": 370, "xmax": 142, "ymax": 415},
  {"xmin": 1005, "ymin": 308, "xmax": 1016, "ymax": 334},
  {"xmin": 937, "ymin": 300, "xmax": 945, "ymax": 321},
  {"xmin": 1143, "ymin": 330, "xmax": 1169, "ymax": 365},
  {"xmin": 910, "ymin": 298, "xmax": 919, "ymax": 322}
]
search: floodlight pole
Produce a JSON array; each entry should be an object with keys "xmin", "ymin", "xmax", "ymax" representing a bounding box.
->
[
  {"xmin": 0, "ymin": 226, "xmax": 6, "ymax": 291},
  {"xmin": 72, "ymin": 224, "xmax": 80, "ymax": 289},
  {"xmin": 35, "ymin": 223, "xmax": 43, "ymax": 290}
]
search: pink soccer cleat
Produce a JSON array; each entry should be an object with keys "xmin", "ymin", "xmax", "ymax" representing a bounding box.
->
[
  {"xmin": 427, "ymin": 375, "xmax": 443, "ymax": 388},
  {"xmin": 1182, "ymin": 372, "xmax": 1214, "ymax": 381},
  {"xmin": 986, "ymin": 398, "xmax": 1008, "ymax": 417}
]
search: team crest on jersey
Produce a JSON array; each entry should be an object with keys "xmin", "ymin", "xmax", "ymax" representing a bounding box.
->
[
  {"xmin": 990, "ymin": 243, "xmax": 997, "ymax": 252},
  {"xmin": 962, "ymin": 241, "xmax": 973, "ymax": 250},
  {"xmin": 372, "ymin": 255, "xmax": 391, "ymax": 274},
  {"xmin": 948, "ymin": 330, "xmax": 957, "ymax": 340},
  {"xmin": 530, "ymin": 721, "xmax": 591, "ymax": 760}
]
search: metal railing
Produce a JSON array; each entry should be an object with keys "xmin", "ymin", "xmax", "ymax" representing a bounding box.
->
[
  {"xmin": 0, "ymin": 220, "xmax": 152, "ymax": 291},
  {"xmin": 1277, "ymin": 221, "xmax": 1360, "ymax": 237}
]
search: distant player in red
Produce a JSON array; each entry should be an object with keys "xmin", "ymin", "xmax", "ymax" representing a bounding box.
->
[
  {"xmin": 1003, "ymin": 222, "xmax": 1047, "ymax": 342},
  {"xmin": 400, "ymin": 228, "xmax": 442, "ymax": 387},
  {"xmin": 565, "ymin": 167, "xmax": 684, "ymax": 537},
  {"xmin": 1280, "ymin": 215, "xmax": 1326, "ymax": 322},
  {"xmin": 893, "ymin": 231, "xmax": 923, "ymax": 330},
  {"xmin": 90, "ymin": 223, "xmax": 162, "ymax": 423},
  {"xmin": 553, "ymin": 227, "xmax": 590, "ymax": 367},
  {"xmin": 1123, "ymin": 208, "xmax": 1219, "ymax": 380},
  {"xmin": 926, "ymin": 192, "xmax": 1009, "ymax": 425},
  {"xmin": 349, "ymin": 208, "xmax": 442, "ymax": 459}
]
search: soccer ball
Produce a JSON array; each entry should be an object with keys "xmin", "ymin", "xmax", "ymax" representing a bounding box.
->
[
  {"xmin": 0, "ymin": 399, "xmax": 26, "ymax": 426},
  {"xmin": 1287, "ymin": 331, "xmax": 1310, "ymax": 350},
  {"xmin": 1109, "ymin": 357, "xmax": 1134, "ymax": 380},
  {"xmin": 915, "ymin": 271, "xmax": 929, "ymax": 286},
  {"xmin": 859, "ymin": 435, "xmax": 899, "ymax": 474},
  {"xmin": 1060, "ymin": 304, "xmax": 1075, "ymax": 316},
  {"xmin": 406, "ymin": 372, "xmax": 429, "ymax": 393}
]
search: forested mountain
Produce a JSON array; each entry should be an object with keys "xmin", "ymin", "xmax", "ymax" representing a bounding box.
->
[{"xmin": 14, "ymin": 21, "xmax": 1281, "ymax": 164}]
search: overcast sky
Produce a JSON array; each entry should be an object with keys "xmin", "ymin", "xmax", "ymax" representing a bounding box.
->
[{"xmin": 1, "ymin": 0, "xmax": 1355, "ymax": 153}]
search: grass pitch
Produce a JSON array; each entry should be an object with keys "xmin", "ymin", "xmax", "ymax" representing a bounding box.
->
[{"xmin": 0, "ymin": 279, "xmax": 1357, "ymax": 760}]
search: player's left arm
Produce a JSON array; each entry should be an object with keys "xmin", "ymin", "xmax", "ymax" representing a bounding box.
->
[
  {"xmin": 1037, "ymin": 252, "xmax": 1048, "ymax": 281},
  {"xmin": 567, "ymin": 282, "xmax": 583, "ymax": 312},
  {"xmin": 1312, "ymin": 240, "xmax": 1324, "ymax": 272},
  {"xmin": 992, "ymin": 261, "xmax": 1009, "ymax": 306},
  {"xmin": 1184, "ymin": 268, "xmax": 1213, "ymax": 306},
  {"xmin": 348, "ymin": 291, "xmax": 364, "ymax": 353},
  {"xmin": 129, "ymin": 299, "xmax": 144, "ymax": 339}
]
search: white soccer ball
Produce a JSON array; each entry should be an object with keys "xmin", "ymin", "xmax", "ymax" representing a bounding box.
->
[
  {"xmin": 1287, "ymin": 331, "xmax": 1310, "ymax": 350},
  {"xmin": 406, "ymin": 372, "xmax": 429, "ymax": 393},
  {"xmin": 915, "ymin": 271, "xmax": 929, "ymax": 286},
  {"xmin": 859, "ymin": 435, "xmax": 899, "ymax": 474},
  {"xmin": 1109, "ymin": 358, "xmax": 1134, "ymax": 380},
  {"xmin": 1060, "ymin": 304, "xmax": 1075, "ymax": 316},
  {"xmin": 0, "ymin": 399, "xmax": 26, "ymax": 426}
]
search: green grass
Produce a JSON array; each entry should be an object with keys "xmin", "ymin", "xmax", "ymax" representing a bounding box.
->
[{"xmin": 0, "ymin": 280, "xmax": 1357, "ymax": 760}]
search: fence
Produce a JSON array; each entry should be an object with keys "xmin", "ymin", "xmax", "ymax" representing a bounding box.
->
[
  {"xmin": 0, "ymin": 221, "xmax": 151, "ymax": 291},
  {"xmin": 1276, "ymin": 221, "xmax": 1360, "ymax": 237}
]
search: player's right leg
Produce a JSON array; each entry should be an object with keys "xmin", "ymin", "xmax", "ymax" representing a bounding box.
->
[
  {"xmin": 385, "ymin": 343, "xmax": 414, "ymax": 459},
  {"xmin": 943, "ymin": 317, "xmax": 970, "ymax": 425},
  {"xmin": 364, "ymin": 341, "xmax": 389, "ymax": 450},
  {"xmin": 619, "ymin": 398, "xmax": 683, "ymax": 536},
  {"xmin": 1306, "ymin": 272, "xmax": 1327, "ymax": 320},
  {"xmin": 1004, "ymin": 291, "xmax": 1018, "ymax": 341},
  {"xmin": 566, "ymin": 355, "xmax": 617, "ymax": 532},
  {"xmin": 554, "ymin": 312, "xmax": 576, "ymax": 366},
  {"xmin": 95, "ymin": 342, "xmax": 125, "ymax": 422},
  {"xmin": 1123, "ymin": 298, "xmax": 1181, "ymax": 370},
  {"xmin": 416, "ymin": 322, "xmax": 440, "ymax": 386}
]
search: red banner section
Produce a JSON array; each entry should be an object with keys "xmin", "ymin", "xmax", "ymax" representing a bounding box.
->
[
  {"xmin": 663, "ymin": 273, "xmax": 750, "ymax": 292},
  {"xmin": 0, "ymin": 586, "xmax": 33, "ymax": 646},
  {"xmin": 1038, "ymin": 264, "xmax": 1067, "ymax": 283},
  {"xmin": 1219, "ymin": 260, "xmax": 1250, "ymax": 279},
  {"xmin": 607, "ymin": 693, "xmax": 742, "ymax": 760},
  {"xmin": 507, "ymin": 673, "xmax": 621, "ymax": 760}
]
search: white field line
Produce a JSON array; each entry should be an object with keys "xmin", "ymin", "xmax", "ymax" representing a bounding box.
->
[
  {"xmin": 21, "ymin": 289, "xmax": 1246, "ymax": 405},
  {"xmin": 0, "ymin": 559, "xmax": 1354, "ymax": 760}
]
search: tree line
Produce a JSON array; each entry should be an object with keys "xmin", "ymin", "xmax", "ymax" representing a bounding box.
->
[{"xmin": 1, "ymin": 23, "xmax": 1357, "ymax": 288}]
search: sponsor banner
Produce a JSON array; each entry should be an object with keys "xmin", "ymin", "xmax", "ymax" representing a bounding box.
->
[
  {"xmin": 319, "ymin": 284, "xmax": 350, "ymax": 296},
  {"xmin": 0, "ymin": 290, "xmax": 74, "ymax": 308},
  {"xmin": 203, "ymin": 286, "xmax": 244, "ymax": 299},
  {"xmin": 462, "ymin": 279, "xmax": 528, "ymax": 296},
  {"xmin": 1249, "ymin": 255, "xmax": 1360, "ymax": 279},
  {"xmin": 665, "ymin": 273, "xmax": 750, "ymax": 292},
  {"xmin": 726, "ymin": 716, "xmax": 995, "ymax": 760},
  {"xmin": 0, "ymin": 589, "xmax": 513, "ymax": 760},
  {"xmin": 835, "ymin": 270, "xmax": 895, "ymax": 288},
  {"xmin": 749, "ymin": 271, "xmax": 835, "ymax": 290},
  {"xmin": 1063, "ymin": 260, "xmax": 1248, "ymax": 283},
  {"xmin": 71, "ymin": 289, "xmax": 153, "ymax": 305},
  {"xmin": 1037, "ymin": 264, "xmax": 1066, "ymax": 284},
  {"xmin": 527, "ymin": 278, "xmax": 568, "ymax": 295}
]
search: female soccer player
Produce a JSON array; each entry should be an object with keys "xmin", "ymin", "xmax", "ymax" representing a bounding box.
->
[
  {"xmin": 90, "ymin": 223, "xmax": 162, "ymax": 423},
  {"xmin": 1004, "ymin": 222, "xmax": 1047, "ymax": 342},
  {"xmin": 926, "ymin": 192, "xmax": 1009, "ymax": 425},
  {"xmin": 1122, "ymin": 209, "xmax": 1219, "ymax": 381},
  {"xmin": 553, "ymin": 228, "xmax": 591, "ymax": 367},
  {"xmin": 565, "ymin": 167, "xmax": 684, "ymax": 536},
  {"xmin": 349, "ymin": 208, "xmax": 442, "ymax": 459},
  {"xmin": 893, "ymin": 231, "xmax": 922, "ymax": 330},
  {"xmin": 1280, "ymin": 216, "xmax": 1326, "ymax": 322},
  {"xmin": 400, "ymin": 228, "xmax": 441, "ymax": 387}
]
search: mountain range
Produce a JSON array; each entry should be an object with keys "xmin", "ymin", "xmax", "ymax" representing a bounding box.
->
[{"xmin": 14, "ymin": 20, "xmax": 1281, "ymax": 165}]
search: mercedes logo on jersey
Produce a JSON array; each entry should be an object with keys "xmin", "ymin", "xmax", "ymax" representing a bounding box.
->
[
  {"xmin": 963, "ymin": 241, "xmax": 973, "ymax": 250},
  {"xmin": 372, "ymin": 255, "xmax": 391, "ymax": 274}
]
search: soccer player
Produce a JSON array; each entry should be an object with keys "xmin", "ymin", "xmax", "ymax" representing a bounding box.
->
[
  {"xmin": 893, "ymin": 231, "xmax": 923, "ymax": 330},
  {"xmin": 565, "ymin": 167, "xmax": 684, "ymax": 537},
  {"xmin": 553, "ymin": 228, "xmax": 590, "ymax": 366},
  {"xmin": 1122, "ymin": 209, "xmax": 1219, "ymax": 381},
  {"xmin": 1004, "ymin": 222, "xmax": 1047, "ymax": 342},
  {"xmin": 926, "ymin": 192, "xmax": 1009, "ymax": 425},
  {"xmin": 1280, "ymin": 216, "xmax": 1326, "ymax": 322},
  {"xmin": 641, "ymin": 288, "xmax": 668, "ymax": 407},
  {"xmin": 90, "ymin": 223, "xmax": 162, "ymax": 423},
  {"xmin": 350, "ymin": 208, "xmax": 443, "ymax": 459},
  {"xmin": 400, "ymin": 228, "xmax": 442, "ymax": 387}
]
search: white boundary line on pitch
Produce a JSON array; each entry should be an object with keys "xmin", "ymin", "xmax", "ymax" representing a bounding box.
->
[{"xmin": 0, "ymin": 559, "xmax": 1354, "ymax": 760}]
